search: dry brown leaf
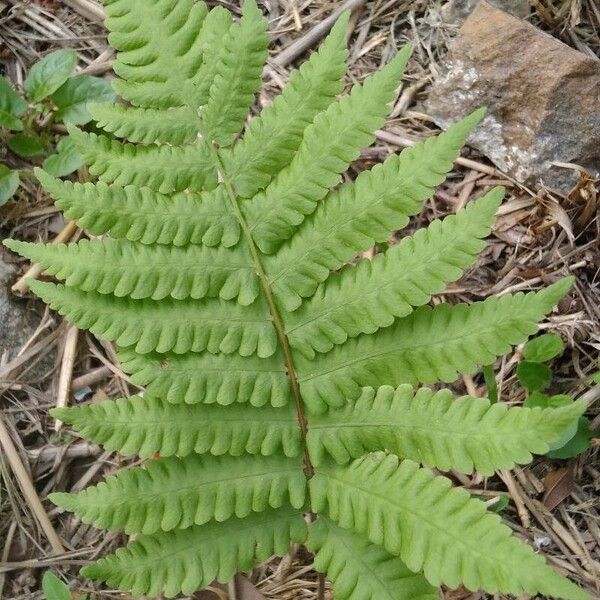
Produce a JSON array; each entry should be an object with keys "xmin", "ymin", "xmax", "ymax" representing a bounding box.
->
[{"xmin": 543, "ymin": 464, "xmax": 576, "ymax": 511}]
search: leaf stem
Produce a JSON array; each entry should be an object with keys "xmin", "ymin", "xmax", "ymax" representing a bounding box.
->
[{"xmin": 208, "ymin": 143, "xmax": 315, "ymax": 478}]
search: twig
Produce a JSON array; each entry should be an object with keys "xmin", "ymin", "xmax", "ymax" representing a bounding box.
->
[
  {"xmin": 54, "ymin": 326, "xmax": 78, "ymax": 431},
  {"xmin": 11, "ymin": 221, "xmax": 78, "ymax": 295},
  {"xmin": 272, "ymin": 0, "xmax": 368, "ymax": 68},
  {"xmin": 317, "ymin": 573, "xmax": 326, "ymax": 600},
  {"xmin": 71, "ymin": 365, "xmax": 112, "ymax": 391},
  {"xmin": 0, "ymin": 413, "xmax": 64, "ymax": 554},
  {"xmin": 28, "ymin": 441, "xmax": 100, "ymax": 463},
  {"xmin": 499, "ymin": 470, "xmax": 531, "ymax": 529},
  {"xmin": 79, "ymin": 48, "xmax": 114, "ymax": 75},
  {"xmin": 0, "ymin": 549, "xmax": 94, "ymax": 574},
  {"xmin": 0, "ymin": 521, "xmax": 17, "ymax": 598},
  {"xmin": 61, "ymin": 0, "xmax": 105, "ymax": 21}
]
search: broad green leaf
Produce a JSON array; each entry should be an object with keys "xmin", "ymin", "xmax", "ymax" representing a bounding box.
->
[
  {"xmin": 488, "ymin": 494, "xmax": 510, "ymax": 513},
  {"xmin": 482, "ymin": 364, "xmax": 498, "ymax": 403},
  {"xmin": 517, "ymin": 361, "xmax": 552, "ymax": 392},
  {"xmin": 24, "ymin": 50, "xmax": 77, "ymax": 102},
  {"xmin": 0, "ymin": 165, "xmax": 19, "ymax": 206},
  {"xmin": 0, "ymin": 75, "xmax": 27, "ymax": 115},
  {"xmin": 0, "ymin": 109, "xmax": 24, "ymax": 131},
  {"xmin": 546, "ymin": 417, "xmax": 594, "ymax": 459},
  {"xmin": 41, "ymin": 572, "xmax": 72, "ymax": 600},
  {"xmin": 51, "ymin": 75, "xmax": 116, "ymax": 124},
  {"xmin": 8, "ymin": 133, "xmax": 45, "ymax": 157},
  {"xmin": 523, "ymin": 332, "xmax": 564, "ymax": 362},
  {"xmin": 524, "ymin": 392, "xmax": 572, "ymax": 410},
  {"xmin": 42, "ymin": 138, "xmax": 83, "ymax": 177}
]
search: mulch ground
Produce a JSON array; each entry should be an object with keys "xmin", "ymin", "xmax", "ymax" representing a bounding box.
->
[{"xmin": 0, "ymin": 1, "xmax": 599, "ymax": 598}]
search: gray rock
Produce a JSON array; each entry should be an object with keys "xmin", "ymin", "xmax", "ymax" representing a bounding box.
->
[
  {"xmin": 441, "ymin": 0, "xmax": 530, "ymax": 24},
  {"xmin": 0, "ymin": 260, "xmax": 37, "ymax": 356},
  {"xmin": 427, "ymin": 1, "xmax": 600, "ymax": 193}
]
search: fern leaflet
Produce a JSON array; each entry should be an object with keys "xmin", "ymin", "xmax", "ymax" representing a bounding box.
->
[
  {"xmin": 52, "ymin": 396, "xmax": 301, "ymax": 458},
  {"xmin": 82, "ymin": 508, "xmax": 307, "ymax": 597},
  {"xmin": 307, "ymin": 385, "xmax": 587, "ymax": 474},
  {"xmin": 51, "ymin": 453, "xmax": 306, "ymax": 534},
  {"xmin": 307, "ymin": 517, "xmax": 438, "ymax": 600},
  {"xmin": 310, "ymin": 454, "xmax": 588, "ymax": 599}
]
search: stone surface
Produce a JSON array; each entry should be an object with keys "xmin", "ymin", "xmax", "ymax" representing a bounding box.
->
[
  {"xmin": 427, "ymin": 1, "xmax": 600, "ymax": 193},
  {"xmin": 441, "ymin": 0, "xmax": 530, "ymax": 23},
  {"xmin": 0, "ymin": 259, "xmax": 37, "ymax": 356}
]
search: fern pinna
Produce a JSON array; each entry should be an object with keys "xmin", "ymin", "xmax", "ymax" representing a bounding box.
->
[{"xmin": 5, "ymin": 1, "xmax": 590, "ymax": 599}]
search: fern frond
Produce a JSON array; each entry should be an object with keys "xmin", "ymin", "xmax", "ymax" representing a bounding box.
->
[
  {"xmin": 82, "ymin": 508, "xmax": 307, "ymax": 597},
  {"xmin": 307, "ymin": 518, "xmax": 438, "ymax": 600},
  {"xmin": 52, "ymin": 395, "xmax": 301, "ymax": 458},
  {"xmin": 287, "ymin": 189, "xmax": 501, "ymax": 355},
  {"xmin": 307, "ymin": 385, "xmax": 587, "ymax": 474},
  {"xmin": 118, "ymin": 347, "xmax": 290, "ymax": 407},
  {"xmin": 5, "ymin": 238, "xmax": 258, "ymax": 304},
  {"xmin": 310, "ymin": 454, "xmax": 589, "ymax": 599},
  {"xmin": 202, "ymin": 0, "xmax": 268, "ymax": 146},
  {"xmin": 298, "ymin": 279, "xmax": 572, "ymax": 413},
  {"xmin": 68, "ymin": 127, "xmax": 217, "ymax": 194},
  {"xmin": 29, "ymin": 281, "xmax": 278, "ymax": 357},
  {"xmin": 35, "ymin": 171, "xmax": 239, "ymax": 248},
  {"xmin": 243, "ymin": 45, "xmax": 412, "ymax": 254},
  {"xmin": 104, "ymin": 0, "xmax": 210, "ymax": 109},
  {"xmin": 12, "ymin": 5, "xmax": 587, "ymax": 597},
  {"xmin": 51, "ymin": 453, "xmax": 306, "ymax": 534},
  {"xmin": 192, "ymin": 7, "xmax": 234, "ymax": 106},
  {"xmin": 88, "ymin": 103, "xmax": 200, "ymax": 145},
  {"xmin": 266, "ymin": 110, "xmax": 486, "ymax": 309},
  {"xmin": 224, "ymin": 12, "xmax": 349, "ymax": 197}
]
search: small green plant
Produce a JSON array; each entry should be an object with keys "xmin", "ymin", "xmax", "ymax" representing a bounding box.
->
[
  {"xmin": 5, "ymin": 1, "xmax": 591, "ymax": 598},
  {"xmin": 517, "ymin": 333, "xmax": 596, "ymax": 459},
  {"xmin": 0, "ymin": 49, "xmax": 114, "ymax": 205},
  {"xmin": 42, "ymin": 571, "xmax": 86, "ymax": 600}
]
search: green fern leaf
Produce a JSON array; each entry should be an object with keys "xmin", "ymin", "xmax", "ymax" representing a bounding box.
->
[
  {"xmin": 310, "ymin": 454, "xmax": 589, "ymax": 599},
  {"xmin": 88, "ymin": 103, "xmax": 201, "ymax": 145},
  {"xmin": 192, "ymin": 7, "xmax": 234, "ymax": 106},
  {"xmin": 8, "ymin": 4, "xmax": 587, "ymax": 596},
  {"xmin": 35, "ymin": 170, "xmax": 240, "ymax": 248},
  {"xmin": 224, "ymin": 12, "xmax": 349, "ymax": 197},
  {"xmin": 67, "ymin": 127, "xmax": 217, "ymax": 194},
  {"xmin": 267, "ymin": 110, "xmax": 486, "ymax": 310},
  {"xmin": 51, "ymin": 453, "xmax": 306, "ymax": 534},
  {"xmin": 28, "ymin": 281, "xmax": 277, "ymax": 357},
  {"xmin": 202, "ymin": 0, "xmax": 268, "ymax": 146},
  {"xmin": 105, "ymin": 0, "xmax": 210, "ymax": 109},
  {"xmin": 5, "ymin": 238, "xmax": 259, "ymax": 304},
  {"xmin": 308, "ymin": 385, "xmax": 587, "ymax": 474},
  {"xmin": 298, "ymin": 279, "xmax": 572, "ymax": 413},
  {"xmin": 118, "ymin": 347, "xmax": 291, "ymax": 407},
  {"xmin": 243, "ymin": 45, "xmax": 412, "ymax": 254},
  {"xmin": 307, "ymin": 517, "xmax": 438, "ymax": 600},
  {"xmin": 82, "ymin": 508, "xmax": 307, "ymax": 597},
  {"xmin": 287, "ymin": 188, "xmax": 502, "ymax": 354},
  {"xmin": 52, "ymin": 395, "xmax": 301, "ymax": 458}
]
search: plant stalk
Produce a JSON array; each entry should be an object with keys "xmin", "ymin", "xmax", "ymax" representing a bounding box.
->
[{"xmin": 208, "ymin": 143, "xmax": 315, "ymax": 478}]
